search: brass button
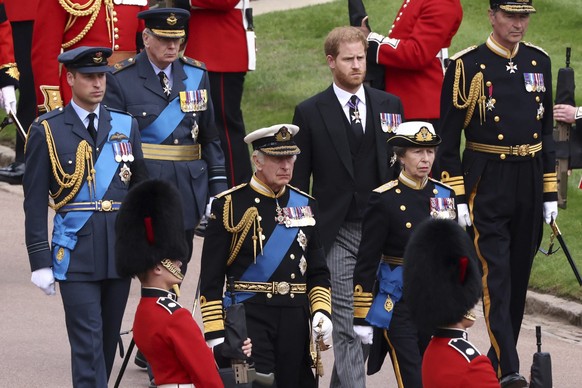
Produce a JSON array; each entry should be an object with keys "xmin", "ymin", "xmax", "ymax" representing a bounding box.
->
[
  {"xmin": 494, "ymin": 116, "xmax": 500, "ymax": 122},
  {"xmin": 114, "ymin": 27, "xmax": 119, "ymax": 33},
  {"xmin": 406, "ymin": 222, "xmax": 412, "ymax": 229},
  {"xmin": 480, "ymin": 64, "xmax": 486, "ymax": 70},
  {"xmin": 290, "ymin": 273, "xmax": 296, "ymax": 279},
  {"xmin": 142, "ymin": 112, "xmax": 146, "ymax": 116},
  {"xmin": 400, "ymin": 205, "xmax": 406, "ymax": 211},
  {"xmin": 536, "ymin": 96, "xmax": 541, "ymax": 102},
  {"xmin": 532, "ymin": 60, "xmax": 537, "ymax": 66},
  {"xmin": 290, "ymin": 293, "xmax": 295, "ymax": 299},
  {"xmin": 267, "ymin": 293, "xmax": 272, "ymax": 299},
  {"xmin": 395, "ymin": 188, "xmax": 401, "ymax": 194},
  {"xmin": 433, "ymin": 189, "xmax": 438, "ymax": 194},
  {"xmin": 255, "ymin": 198, "xmax": 260, "ymax": 203},
  {"xmin": 257, "ymin": 216, "xmax": 262, "ymax": 221},
  {"xmin": 290, "ymin": 254, "xmax": 295, "ymax": 260},
  {"xmin": 533, "ymin": 133, "xmax": 538, "ymax": 139},
  {"xmin": 173, "ymin": 139, "xmax": 179, "ymax": 144},
  {"xmin": 498, "ymin": 134, "xmax": 504, "ymax": 140},
  {"xmin": 114, "ymin": 44, "xmax": 119, "ymax": 49},
  {"xmin": 114, "ymin": 34, "xmax": 119, "ymax": 40},
  {"xmin": 500, "ymin": 154, "xmax": 506, "ymax": 160},
  {"xmin": 486, "ymin": 81, "xmax": 492, "ymax": 87}
]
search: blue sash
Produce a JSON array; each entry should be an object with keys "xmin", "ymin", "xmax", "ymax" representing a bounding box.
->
[
  {"xmin": 51, "ymin": 112, "xmax": 132, "ymax": 280},
  {"xmin": 224, "ymin": 190, "xmax": 308, "ymax": 307},
  {"xmin": 365, "ymin": 263, "xmax": 403, "ymax": 329},
  {"xmin": 140, "ymin": 65, "xmax": 204, "ymax": 143}
]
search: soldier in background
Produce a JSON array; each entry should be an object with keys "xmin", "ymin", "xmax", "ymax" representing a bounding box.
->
[
  {"xmin": 435, "ymin": 1, "xmax": 557, "ymax": 386},
  {"xmin": 554, "ymin": 103, "xmax": 582, "ymax": 127},
  {"xmin": 31, "ymin": 0, "xmax": 148, "ymax": 114},
  {"xmin": 23, "ymin": 46, "xmax": 147, "ymax": 387},
  {"xmin": 200, "ymin": 124, "xmax": 332, "ymax": 388}
]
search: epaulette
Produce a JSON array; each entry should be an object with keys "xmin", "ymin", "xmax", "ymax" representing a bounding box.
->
[
  {"xmin": 288, "ymin": 184, "xmax": 315, "ymax": 200},
  {"xmin": 35, "ymin": 107, "xmax": 65, "ymax": 123},
  {"xmin": 104, "ymin": 105, "xmax": 134, "ymax": 117},
  {"xmin": 180, "ymin": 56, "xmax": 207, "ymax": 70},
  {"xmin": 522, "ymin": 41, "xmax": 549, "ymax": 57},
  {"xmin": 215, "ymin": 183, "xmax": 247, "ymax": 199},
  {"xmin": 450, "ymin": 45, "xmax": 479, "ymax": 61},
  {"xmin": 448, "ymin": 338, "xmax": 481, "ymax": 362},
  {"xmin": 373, "ymin": 179, "xmax": 398, "ymax": 193},
  {"xmin": 429, "ymin": 177, "xmax": 454, "ymax": 191},
  {"xmin": 156, "ymin": 297, "xmax": 182, "ymax": 315},
  {"xmin": 112, "ymin": 57, "xmax": 137, "ymax": 73}
]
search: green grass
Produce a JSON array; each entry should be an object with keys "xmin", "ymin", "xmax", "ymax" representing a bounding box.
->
[{"xmin": 243, "ymin": 0, "xmax": 582, "ymax": 301}]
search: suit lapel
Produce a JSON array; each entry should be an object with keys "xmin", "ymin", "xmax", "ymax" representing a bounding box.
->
[
  {"xmin": 95, "ymin": 106, "xmax": 112, "ymax": 147},
  {"xmin": 66, "ymin": 105, "xmax": 92, "ymax": 144},
  {"xmin": 366, "ymin": 87, "xmax": 390, "ymax": 181},
  {"xmin": 169, "ymin": 59, "xmax": 186, "ymax": 101},
  {"xmin": 319, "ymin": 86, "xmax": 354, "ymax": 178},
  {"xmin": 136, "ymin": 52, "xmax": 168, "ymax": 100}
]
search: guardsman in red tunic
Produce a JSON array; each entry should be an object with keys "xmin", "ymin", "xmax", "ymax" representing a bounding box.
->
[
  {"xmin": 403, "ymin": 218, "xmax": 499, "ymax": 388},
  {"xmin": 0, "ymin": 0, "xmax": 18, "ymax": 116},
  {"xmin": 360, "ymin": 0, "xmax": 463, "ymax": 122},
  {"xmin": 116, "ymin": 179, "xmax": 239, "ymax": 388},
  {"xmin": 31, "ymin": 0, "xmax": 148, "ymax": 113}
]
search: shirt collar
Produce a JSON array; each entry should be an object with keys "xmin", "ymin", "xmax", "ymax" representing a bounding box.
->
[
  {"xmin": 333, "ymin": 83, "xmax": 366, "ymax": 108},
  {"xmin": 70, "ymin": 100, "xmax": 100, "ymax": 122}
]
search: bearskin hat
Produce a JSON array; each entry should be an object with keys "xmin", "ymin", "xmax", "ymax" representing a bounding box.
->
[
  {"xmin": 115, "ymin": 179, "xmax": 188, "ymax": 277},
  {"xmin": 403, "ymin": 218, "xmax": 482, "ymax": 331}
]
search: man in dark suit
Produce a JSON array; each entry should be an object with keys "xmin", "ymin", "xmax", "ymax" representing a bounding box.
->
[
  {"xmin": 104, "ymin": 8, "xmax": 228, "ymax": 269},
  {"xmin": 290, "ymin": 26, "xmax": 404, "ymax": 388},
  {"xmin": 23, "ymin": 46, "xmax": 147, "ymax": 387}
]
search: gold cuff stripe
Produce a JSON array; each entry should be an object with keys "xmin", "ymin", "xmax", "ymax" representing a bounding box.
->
[
  {"xmin": 142, "ymin": 143, "xmax": 201, "ymax": 161},
  {"xmin": 544, "ymin": 173, "xmax": 557, "ymax": 192},
  {"xmin": 203, "ymin": 319, "xmax": 225, "ymax": 333},
  {"xmin": 354, "ymin": 306, "xmax": 370, "ymax": 319}
]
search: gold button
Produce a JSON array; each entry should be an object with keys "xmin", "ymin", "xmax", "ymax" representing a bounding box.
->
[
  {"xmin": 112, "ymin": 11, "xmax": 117, "ymax": 16},
  {"xmin": 267, "ymin": 293, "xmax": 272, "ymax": 299},
  {"xmin": 290, "ymin": 293, "xmax": 295, "ymax": 298},
  {"xmin": 494, "ymin": 116, "xmax": 500, "ymax": 122},
  {"xmin": 128, "ymin": 58, "xmax": 134, "ymax": 62},
  {"xmin": 68, "ymin": 160, "xmax": 73, "ymax": 164},
  {"xmin": 114, "ymin": 34, "xmax": 119, "ymax": 39},
  {"xmin": 491, "ymin": 98, "xmax": 496, "ymax": 104},
  {"xmin": 533, "ymin": 133, "xmax": 538, "ymax": 139},
  {"xmin": 500, "ymin": 154, "xmax": 506, "ymax": 160},
  {"xmin": 480, "ymin": 64, "xmax": 486, "ymax": 70},
  {"xmin": 255, "ymin": 198, "xmax": 260, "ymax": 203},
  {"xmin": 114, "ymin": 44, "xmax": 119, "ymax": 50},
  {"xmin": 257, "ymin": 216, "xmax": 262, "ymax": 221},
  {"xmin": 406, "ymin": 222, "xmax": 412, "ymax": 229},
  {"xmin": 433, "ymin": 189, "xmax": 438, "ymax": 194},
  {"xmin": 261, "ymin": 235, "xmax": 266, "ymax": 240},
  {"xmin": 173, "ymin": 139, "xmax": 179, "ymax": 144},
  {"xmin": 486, "ymin": 81, "xmax": 492, "ymax": 87},
  {"xmin": 395, "ymin": 188, "xmax": 401, "ymax": 194},
  {"xmin": 290, "ymin": 273, "xmax": 296, "ymax": 279},
  {"xmin": 142, "ymin": 112, "xmax": 146, "ymax": 116},
  {"xmin": 536, "ymin": 96, "xmax": 540, "ymax": 102},
  {"xmin": 532, "ymin": 60, "xmax": 537, "ymax": 66},
  {"xmin": 114, "ymin": 27, "xmax": 119, "ymax": 33},
  {"xmin": 498, "ymin": 134, "xmax": 504, "ymax": 140},
  {"xmin": 290, "ymin": 254, "xmax": 295, "ymax": 260},
  {"xmin": 400, "ymin": 205, "xmax": 406, "ymax": 211}
]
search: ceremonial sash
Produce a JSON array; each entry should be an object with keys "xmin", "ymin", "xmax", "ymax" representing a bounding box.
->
[
  {"xmin": 52, "ymin": 112, "xmax": 132, "ymax": 280},
  {"xmin": 140, "ymin": 65, "xmax": 204, "ymax": 143},
  {"xmin": 365, "ymin": 263, "xmax": 403, "ymax": 329},
  {"xmin": 224, "ymin": 190, "xmax": 308, "ymax": 306}
]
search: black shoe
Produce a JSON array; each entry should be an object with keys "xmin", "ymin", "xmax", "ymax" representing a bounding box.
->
[
  {"xmin": 194, "ymin": 216, "xmax": 208, "ymax": 237},
  {"xmin": 500, "ymin": 372, "xmax": 528, "ymax": 388},
  {"xmin": 148, "ymin": 378, "xmax": 157, "ymax": 388},
  {"xmin": 0, "ymin": 162, "xmax": 25, "ymax": 185},
  {"xmin": 134, "ymin": 349, "xmax": 147, "ymax": 369}
]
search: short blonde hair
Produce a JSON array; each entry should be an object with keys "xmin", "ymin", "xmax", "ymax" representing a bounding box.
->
[{"xmin": 324, "ymin": 26, "xmax": 368, "ymax": 58}]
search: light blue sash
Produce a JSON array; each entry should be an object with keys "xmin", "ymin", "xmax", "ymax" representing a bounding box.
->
[
  {"xmin": 52, "ymin": 112, "xmax": 132, "ymax": 280},
  {"xmin": 140, "ymin": 65, "xmax": 204, "ymax": 143},
  {"xmin": 224, "ymin": 190, "xmax": 308, "ymax": 306}
]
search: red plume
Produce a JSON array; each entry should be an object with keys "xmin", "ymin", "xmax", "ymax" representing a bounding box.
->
[
  {"xmin": 144, "ymin": 216, "xmax": 155, "ymax": 245},
  {"xmin": 458, "ymin": 256, "xmax": 468, "ymax": 284}
]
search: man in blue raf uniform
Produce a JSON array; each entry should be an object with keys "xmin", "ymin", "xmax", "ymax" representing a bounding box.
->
[
  {"xmin": 23, "ymin": 46, "xmax": 147, "ymax": 387},
  {"xmin": 104, "ymin": 7, "xmax": 228, "ymax": 270},
  {"xmin": 200, "ymin": 124, "xmax": 333, "ymax": 388},
  {"xmin": 435, "ymin": 1, "xmax": 557, "ymax": 387}
]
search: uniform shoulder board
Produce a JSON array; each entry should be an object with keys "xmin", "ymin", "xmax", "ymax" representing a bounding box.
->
[
  {"xmin": 287, "ymin": 184, "xmax": 315, "ymax": 199},
  {"xmin": 429, "ymin": 177, "xmax": 454, "ymax": 191},
  {"xmin": 156, "ymin": 297, "xmax": 182, "ymax": 315},
  {"xmin": 450, "ymin": 45, "xmax": 479, "ymax": 61},
  {"xmin": 180, "ymin": 56, "xmax": 207, "ymax": 70},
  {"xmin": 373, "ymin": 179, "xmax": 398, "ymax": 193},
  {"xmin": 112, "ymin": 57, "xmax": 137, "ymax": 73},
  {"xmin": 215, "ymin": 183, "xmax": 248, "ymax": 199},
  {"xmin": 522, "ymin": 42, "xmax": 549, "ymax": 57},
  {"xmin": 448, "ymin": 338, "xmax": 481, "ymax": 362},
  {"xmin": 36, "ymin": 107, "xmax": 65, "ymax": 123},
  {"xmin": 104, "ymin": 105, "xmax": 134, "ymax": 117}
]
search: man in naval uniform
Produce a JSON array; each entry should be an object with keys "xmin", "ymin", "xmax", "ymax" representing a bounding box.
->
[
  {"xmin": 200, "ymin": 124, "xmax": 332, "ymax": 388},
  {"xmin": 104, "ymin": 8, "xmax": 228, "ymax": 272},
  {"xmin": 435, "ymin": 1, "xmax": 557, "ymax": 386},
  {"xmin": 23, "ymin": 46, "xmax": 147, "ymax": 387}
]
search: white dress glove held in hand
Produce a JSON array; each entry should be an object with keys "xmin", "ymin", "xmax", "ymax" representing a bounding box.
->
[
  {"xmin": 1, "ymin": 85, "xmax": 17, "ymax": 114},
  {"xmin": 206, "ymin": 337, "xmax": 225, "ymax": 349},
  {"xmin": 312, "ymin": 311, "xmax": 333, "ymax": 344},
  {"xmin": 205, "ymin": 197, "xmax": 215, "ymax": 218},
  {"xmin": 353, "ymin": 325, "xmax": 373, "ymax": 345},
  {"xmin": 543, "ymin": 201, "xmax": 558, "ymax": 224},
  {"xmin": 457, "ymin": 203, "xmax": 472, "ymax": 227},
  {"xmin": 31, "ymin": 267, "xmax": 56, "ymax": 296}
]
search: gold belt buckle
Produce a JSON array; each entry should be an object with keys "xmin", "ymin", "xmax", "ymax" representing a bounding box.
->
[
  {"xmin": 100, "ymin": 200, "xmax": 113, "ymax": 212},
  {"xmin": 516, "ymin": 144, "xmax": 529, "ymax": 156},
  {"xmin": 275, "ymin": 281, "xmax": 290, "ymax": 295}
]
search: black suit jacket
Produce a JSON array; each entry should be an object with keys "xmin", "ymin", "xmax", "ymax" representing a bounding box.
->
[{"xmin": 291, "ymin": 85, "xmax": 404, "ymax": 253}]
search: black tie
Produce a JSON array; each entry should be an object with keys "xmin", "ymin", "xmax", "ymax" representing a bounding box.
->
[
  {"xmin": 349, "ymin": 95, "xmax": 363, "ymax": 142},
  {"xmin": 86, "ymin": 113, "xmax": 97, "ymax": 142},
  {"xmin": 158, "ymin": 71, "xmax": 171, "ymax": 97}
]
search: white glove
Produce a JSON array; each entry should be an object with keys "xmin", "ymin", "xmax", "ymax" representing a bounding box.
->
[
  {"xmin": 206, "ymin": 337, "xmax": 225, "ymax": 349},
  {"xmin": 353, "ymin": 325, "xmax": 373, "ymax": 345},
  {"xmin": 312, "ymin": 311, "xmax": 333, "ymax": 344},
  {"xmin": 543, "ymin": 201, "xmax": 558, "ymax": 224},
  {"xmin": 205, "ymin": 196, "xmax": 215, "ymax": 218},
  {"xmin": 31, "ymin": 267, "xmax": 56, "ymax": 296},
  {"xmin": 457, "ymin": 203, "xmax": 472, "ymax": 227},
  {"xmin": 1, "ymin": 85, "xmax": 17, "ymax": 114}
]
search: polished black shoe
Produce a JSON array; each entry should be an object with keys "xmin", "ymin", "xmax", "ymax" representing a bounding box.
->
[
  {"xmin": 134, "ymin": 349, "xmax": 147, "ymax": 369},
  {"xmin": 194, "ymin": 216, "xmax": 208, "ymax": 237},
  {"xmin": 500, "ymin": 372, "xmax": 528, "ymax": 388},
  {"xmin": 0, "ymin": 162, "xmax": 25, "ymax": 185}
]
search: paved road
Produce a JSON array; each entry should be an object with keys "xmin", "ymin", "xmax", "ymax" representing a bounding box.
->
[{"xmin": 1, "ymin": 182, "xmax": 582, "ymax": 387}]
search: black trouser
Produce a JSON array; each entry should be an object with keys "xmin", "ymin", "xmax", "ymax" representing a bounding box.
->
[{"xmin": 10, "ymin": 20, "xmax": 36, "ymax": 163}]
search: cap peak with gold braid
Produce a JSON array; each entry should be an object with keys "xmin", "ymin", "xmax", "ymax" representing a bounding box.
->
[
  {"xmin": 138, "ymin": 8, "xmax": 190, "ymax": 39},
  {"xmin": 387, "ymin": 121, "xmax": 441, "ymax": 147},
  {"xmin": 244, "ymin": 124, "xmax": 301, "ymax": 156},
  {"xmin": 490, "ymin": 0, "xmax": 536, "ymax": 14},
  {"xmin": 58, "ymin": 46, "xmax": 113, "ymax": 73}
]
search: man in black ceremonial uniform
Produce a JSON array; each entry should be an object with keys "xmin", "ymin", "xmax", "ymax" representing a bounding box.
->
[
  {"xmin": 435, "ymin": 1, "xmax": 557, "ymax": 387},
  {"xmin": 200, "ymin": 124, "xmax": 333, "ymax": 388}
]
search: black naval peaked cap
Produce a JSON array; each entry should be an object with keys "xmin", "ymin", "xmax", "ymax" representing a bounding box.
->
[
  {"xmin": 58, "ymin": 46, "xmax": 113, "ymax": 73},
  {"xmin": 244, "ymin": 124, "xmax": 301, "ymax": 156},
  {"xmin": 490, "ymin": 0, "xmax": 536, "ymax": 14},
  {"xmin": 115, "ymin": 179, "xmax": 188, "ymax": 278},
  {"xmin": 403, "ymin": 218, "xmax": 482, "ymax": 331},
  {"xmin": 138, "ymin": 8, "xmax": 190, "ymax": 39}
]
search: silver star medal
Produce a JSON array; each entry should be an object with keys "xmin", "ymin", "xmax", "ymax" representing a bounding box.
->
[
  {"xmin": 162, "ymin": 76, "xmax": 171, "ymax": 96},
  {"xmin": 296, "ymin": 229, "xmax": 308, "ymax": 251},
  {"xmin": 351, "ymin": 110, "xmax": 362, "ymax": 124},
  {"xmin": 119, "ymin": 163, "xmax": 132, "ymax": 185},
  {"xmin": 506, "ymin": 60, "xmax": 518, "ymax": 74},
  {"xmin": 191, "ymin": 121, "xmax": 199, "ymax": 141},
  {"xmin": 537, "ymin": 103, "xmax": 545, "ymax": 120},
  {"xmin": 299, "ymin": 256, "xmax": 307, "ymax": 276},
  {"xmin": 486, "ymin": 97, "xmax": 496, "ymax": 111}
]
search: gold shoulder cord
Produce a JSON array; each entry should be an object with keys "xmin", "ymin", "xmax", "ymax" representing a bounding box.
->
[
  {"xmin": 42, "ymin": 120, "xmax": 96, "ymax": 210},
  {"xmin": 222, "ymin": 194, "xmax": 263, "ymax": 266},
  {"xmin": 60, "ymin": 0, "xmax": 114, "ymax": 49},
  {"xmin": 452, "ymin": 59, "xmax": 486, "ymax": 128}
]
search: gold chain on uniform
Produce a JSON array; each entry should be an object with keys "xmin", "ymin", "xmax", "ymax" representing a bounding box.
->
[
  {"xmin": 222, "ymin": 194, "xmax": 263, "ymax": 266},
  {"xmin": 452, "ymin": 59, "xmax": 486, "ymax": 128},
  {"xmin": 42, "ymin": 120, "xmax": 96, "ymax": 211},
  {"xmin": 59, "ymin": 0, "xmax": 114, "ymax": 49}
]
